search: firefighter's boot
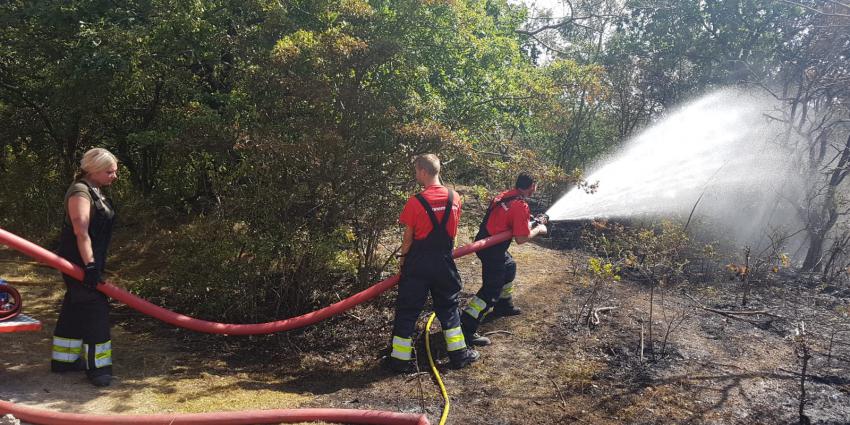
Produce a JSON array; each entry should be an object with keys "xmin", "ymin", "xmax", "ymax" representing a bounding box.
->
[
  {"xmin": 387, "ymin": 358, "xmax": 417, "ymax": 374},
  {"xmin": 448, "ymin": 348, "xmax": 480, "ymax": 369},
  {"xmin": 463, "ymin": 330, "xmax": 491, "ymax": 347},
  {"xmin": 492, "ymin": 298, "xmax": 522, "ymax": 317},
  {"xmin": 89, "ymin": 373, "xmax": 112, "ymax": 387}
]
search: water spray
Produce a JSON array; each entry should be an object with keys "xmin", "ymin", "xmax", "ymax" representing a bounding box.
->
[{"xmin": 544, "ymin": 89, "xmax": 805, "ymax": 253}]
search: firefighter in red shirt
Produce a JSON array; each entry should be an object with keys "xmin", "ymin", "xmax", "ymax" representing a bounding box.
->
[
  {"xmin": 461, "ymin": 172, "xmax": 548, "ymax": 346},
  {"xmin": 387, "ymin": 154, "xmax": 480, "ymax": 373}
]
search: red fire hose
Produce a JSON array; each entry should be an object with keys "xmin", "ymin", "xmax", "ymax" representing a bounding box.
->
[
  {"xmin": 0, "ymin": 226, "xmax": 513, "ymax": 425},
  {"xmin": 0, "ymin": 227, "xmax": 510, "ymax": 334},
  {"xmin": 0, "ymin": 401, "xmax": 429, "ymax": 425}
]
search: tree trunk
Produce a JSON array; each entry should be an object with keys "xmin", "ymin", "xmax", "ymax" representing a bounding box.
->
[
  {"xmin": 802, "ymin": 231, "xmax": 824, "ymax": 272},
  {"xmin": 801, "ymin": 133, "xmax": 850, "ymax": 272},
  {"xmin": 648, "ymin": 282, "xmax": 655, "ymax": 360},
  {"xmin": 63, "ymin": 138, "xmax": 78, "ymax": 181}
]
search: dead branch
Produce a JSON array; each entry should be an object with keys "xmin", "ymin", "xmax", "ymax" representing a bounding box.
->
[
  {"xmin": 482, "ymin": 330, "xmax": 514, "ymax": 337},
  {"xmin": 405, "ymin": 371, "xmax": 429, "ymax": 382},
  {"xmin": 811, "ymin": 348, "xmax": 850, "ymax": 365},
  {"xmin": 550, "ymin": 377, "xmax": 568, "ymax": 411},
  {"xmin": 794, "ymin": 322, "xmax": 812, "ymax": 425},
  {"xmin": 684, "ymin": 293, "xmax": 785, "ymax": 323},
  {"xmin": 778, "ymin": 368, "xmax": 850, "ymax": 385},
  {"xmin": 741, "ymin": 246, "xmax": 752, "ymax": 306},
  {"xmin": 591, "ymin": 307, "xmax": 616, "ymax": 325}
]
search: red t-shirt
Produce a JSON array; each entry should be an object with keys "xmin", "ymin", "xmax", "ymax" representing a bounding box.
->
[
  {"xmin": 484, "ymin": 189, "xmax": 531, "ymax": 237},
  {"xmin": 399, "ymin": 185, "xmax": 462, "ymax": 240}
]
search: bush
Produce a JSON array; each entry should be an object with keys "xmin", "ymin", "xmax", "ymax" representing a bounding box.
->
[
  {"xmin": 132, "ymin": 218, "xmax": 363, "ymax": 323},
  {"xmin": 582, "ymin": 219, "xmax": 690, "ymax": 284}
]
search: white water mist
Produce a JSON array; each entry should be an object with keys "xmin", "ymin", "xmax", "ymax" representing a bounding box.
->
[{"xmin": 547, "ymin": 89, "xmax": 805, "ymax": 252}]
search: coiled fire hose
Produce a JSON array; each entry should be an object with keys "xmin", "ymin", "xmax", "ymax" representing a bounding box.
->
[{"xmin": 0, "ymin": 279, "xmax": 22, "ymax": 321}]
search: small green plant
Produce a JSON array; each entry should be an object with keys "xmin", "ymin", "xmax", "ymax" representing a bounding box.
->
[
  {"xmin": 587, "ymin": 256, "xmax": 622, "ymax": 282},
  {"xmin": 575, "ymin": 256, "xmax": 620, "ymax": 327}
]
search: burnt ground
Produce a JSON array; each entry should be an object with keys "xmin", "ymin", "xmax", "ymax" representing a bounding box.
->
[{"xmin": 2, "ymin": 234, "xmax": 850, "ymax": 425}]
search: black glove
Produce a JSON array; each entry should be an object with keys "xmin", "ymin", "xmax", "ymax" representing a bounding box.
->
[{"xmin": 82, "ymin": 262, "xmax": 102, "ymax": 289}]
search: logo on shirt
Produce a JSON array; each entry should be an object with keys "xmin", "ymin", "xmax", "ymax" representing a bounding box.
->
[{"xmin": 431, "ymin": 206, "xmax": 458, "ymax": 212}]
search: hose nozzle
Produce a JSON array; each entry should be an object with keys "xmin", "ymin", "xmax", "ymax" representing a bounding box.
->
[{"xmin": 531, "ymin": 213, "xmax": 549, "ymax": 227}]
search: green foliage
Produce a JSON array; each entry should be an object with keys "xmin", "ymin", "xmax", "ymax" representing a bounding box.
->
[
  {"xmin": 0, "ymin": 0, "xmax": 581, "ymax": 322},
  {"xmin": 132, "ymin": 217, "xmax": 363, "ymax": 322},
  {"xmin": 587, "ymin": 256, "xmax": 621, "ymax": 282},
  {"xmin": 606, "ymin": 0, "xmax": 802, "ymax": 111},
  {"xmin": 584, "ymin": 220, "xmax": 691, "ymax": 285},
  {"xmin": 0, "ymin": 144, "xmax": 65, "ymax": 239}
]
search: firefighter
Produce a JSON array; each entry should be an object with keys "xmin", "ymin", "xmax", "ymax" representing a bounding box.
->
[
  {"xmin": 387, "ymin": 154, "xmax": 479, "ymax": 373},
  {"xmin": 461, "ymin": 172, "xmax": 548, "ymax": 346},
  {"xmin": 51, "ymin": 148, "xmax": 118, "ymax": 387}
]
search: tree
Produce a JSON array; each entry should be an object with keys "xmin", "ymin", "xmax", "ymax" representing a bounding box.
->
[{"xmin": 764, "ymin": 1, "xmax": 850, "ymax": 272}]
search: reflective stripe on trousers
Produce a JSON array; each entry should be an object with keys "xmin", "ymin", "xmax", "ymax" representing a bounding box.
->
[
  {"xmin": 391, "ymin": 336, "xmax": 413, "ymax": 361},
  {"xmin": 82, "ymin": 340, "xmax": 113, "ymax": 369},
  {"xmin": 52, "ymin": 336, "xmax": 82, "ymax": 363},
  {"xmin": 94, "ymin": 341, "xmax": 113, "ymax": 368},
  {"xmin": 500, "ymin": 282, "xmax": 514, "ymax": 299},
  {"xmin": 463, "ymin": 296, "xmax": 488, "ymax": 319},
  {"xmin": 444, "ymin": 326, "xmax": 466, "ymax": 352}
]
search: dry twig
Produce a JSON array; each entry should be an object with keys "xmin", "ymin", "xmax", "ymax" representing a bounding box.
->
[
  {"xmin": 684, "ymin": 293, "xmax": 785, "ymax": 324},
  {"xmin": 591, "ymin": 307, "xmax": 616, "ymax": 325},
  {"xmin": 482, "ymin": 330, "xmax": 514, "ymax": 337},
  {"xmin": 549, "ymin": 377, "xmax": 568, "ymax": 411}
]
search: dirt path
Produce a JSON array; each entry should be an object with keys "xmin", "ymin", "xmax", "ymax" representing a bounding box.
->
[{"xmin": 2, "ymin": 240, "xmax": 849, "ymax": 424}]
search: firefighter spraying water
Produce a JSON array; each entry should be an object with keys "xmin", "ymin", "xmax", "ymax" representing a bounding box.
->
[{"xmin": 460, "ymin": 173, "xmax": 550, "ymax": 346}]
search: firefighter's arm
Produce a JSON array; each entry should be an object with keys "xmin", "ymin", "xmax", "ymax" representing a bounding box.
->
[
  {"xmin": 512, "ymin": 203, "xmax": 547, "ymax": 244},
  {"xmin": 398, "ymin": 225, "xmax": 415, "ymax": 269},
  {"xmin": 68, "ymin": 194, "xmax": 95, "ymax": 264},
  {"xmin": 515, "ymin": 224, "xmax": 547, "ymax": 245}
]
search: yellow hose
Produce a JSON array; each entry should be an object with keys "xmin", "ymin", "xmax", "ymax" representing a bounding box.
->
[{"xmin": 424, "ymin": 312, "xmax": 450, "ymax": 425}]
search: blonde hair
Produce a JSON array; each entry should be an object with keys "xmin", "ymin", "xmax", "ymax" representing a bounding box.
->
[
  {"xmin": 79, "ymin": 148, "xmax": 118, "ymax": 177},
  {"xmin": 413, "ymin": 153, "xmax": 440, "ymax": 176}
]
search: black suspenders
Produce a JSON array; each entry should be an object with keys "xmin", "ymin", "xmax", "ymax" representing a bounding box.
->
[
  {"xmin": 479, "ymin": 195, "xmax": 520, "ymax": 234},
  {"xmin": 415, "ymin": 190, "xmax": 453, "ymax": 233}
]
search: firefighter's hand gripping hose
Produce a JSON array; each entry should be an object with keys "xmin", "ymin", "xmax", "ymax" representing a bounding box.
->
[
  {"xmin": 424, "ymin": 313, "xmax": 450, "ymax": 425},
  {"xmin": 0, "ymin": 227, "xmax": 511, "ymax": 334}
]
